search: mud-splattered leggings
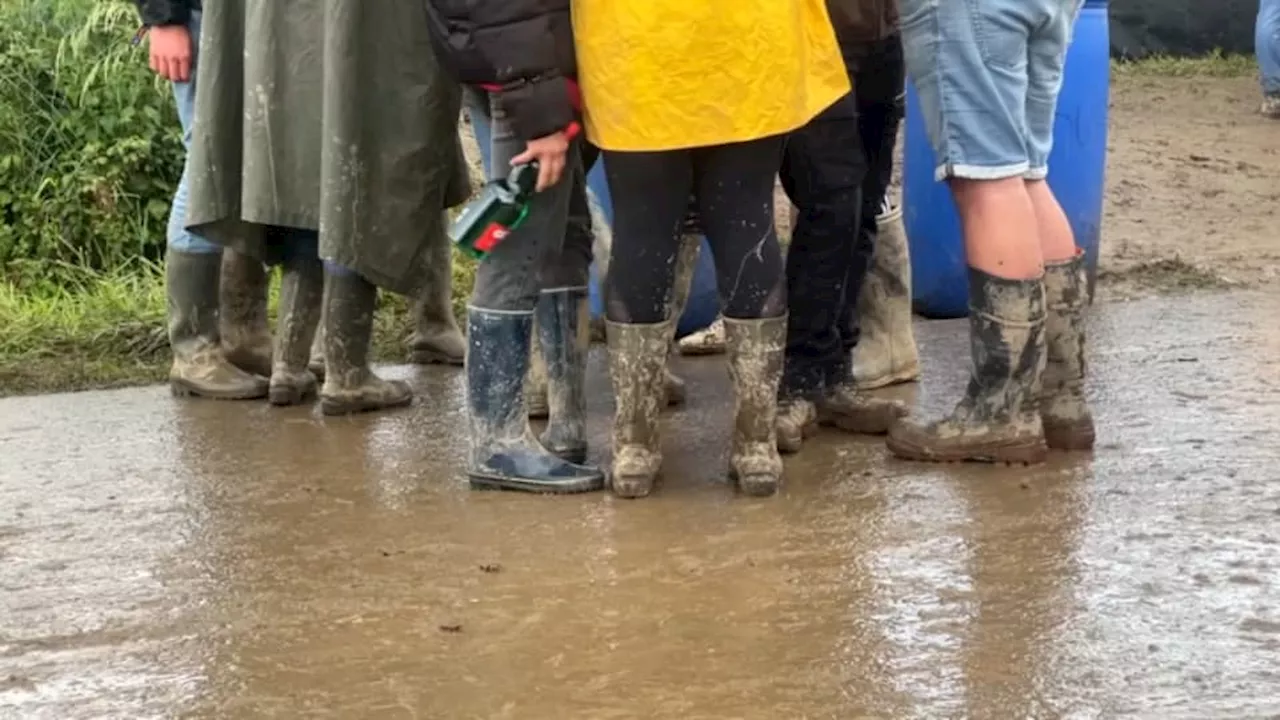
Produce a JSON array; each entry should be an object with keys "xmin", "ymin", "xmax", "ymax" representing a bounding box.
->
[{"xmin": 602, "ymin": 137, "xmax": 787, "ymax": 324}]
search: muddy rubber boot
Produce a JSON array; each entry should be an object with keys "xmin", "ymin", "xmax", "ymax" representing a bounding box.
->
[
  {"xmin": 218, "ymin": 249, "xmax": 275, "ymax": 378},
  {"xmin": 725, "ymin": 315, "xmax": 787, "ymax": 496},
  {"xmin": 887, "ymin": 270, "xmax": 1048, "ymax": 465},
  {"xmin": 320, "ymin": 272, "xmax": 414, "ymax": 416},
  {"xmin": 775, "ymin": 398, "xmax": 819, "ymax": 455},
  {"xmin": 817, "ymin": 381, "xmax": 908, "ymax": 435},
  {"xmin": 268, "ymin": 255, "xmax": 324, "ymax": 406},
  {"xmin": 852, "ymin": 204, "xmax": 921, "ymax": 390},
  {"xmin": 525, "ymin": 324, "xmax": 550, "ymax": 420},
  {"xmin": 535, "ymin": 288, "xmax": 591, "ymax": 463},
  {"xmin": 607, "ymin": 319, "xmax": 675, "ymax": 499},
  {"xmin": 166, "ymin": 251, "xmax": 268, "ymax": 400},
  {"xmin": 407, "ymin": 234, "xmax": 466, "ymax": 366},
  {"xmin": 467, "ymin": 307, "xmax": 605, "ymax": 494},
  {"xmin": 308, "ymin": 314, "xmax": 326, "ymax": 382},
  {"xmin": 1041, "ymin": 252, "xmax": 1095, "ymax": 450}
]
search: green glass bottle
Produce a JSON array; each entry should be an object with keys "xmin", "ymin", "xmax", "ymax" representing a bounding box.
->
[{"xmin": 449, "ymin": 161, "xmax": 540, "ymax": 259}]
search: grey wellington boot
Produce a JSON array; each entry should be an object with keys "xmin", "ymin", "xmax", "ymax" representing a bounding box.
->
[
  {"xmin": 724, "ymin": 315, "xmax": 787, "ymax": 497},
  {"xmin": 535, "ymin": 288, "xmax": 591, "ymax": 463},
  {"xmin": 219, "ymin": 248, "xmax": 275, "ymax": 378},
  {"xmin": 166, "ymin": 251, "xmax": 268, "ymax": 400},
  {"xmin": 408, "ymin": 232, "xmax": 466, "ymax": 366},
  {"xmin": 607, "ymin": 319, "xmax": 676, "ymax": 499},
  {"xmin": 887, "ymin": 269, "xmax": 1049, "ymax": 465},
  {"xmin": 268, "ymin": 253, "xmax": 325, "ymax": 406},
  {"xmin": 851, "ymin": 204, "xmax": 921, "ymax": 390},
  {"xmin": 1041, "ymin": 252, "xmax": 1095, "ymax": 450},
  {"xmin": 320, "ymin": 272, "xmax": 414, "ymax": 416},
  {"xmin": 467, "ymin": 307, "xmax": 605, "ymax": 493}
]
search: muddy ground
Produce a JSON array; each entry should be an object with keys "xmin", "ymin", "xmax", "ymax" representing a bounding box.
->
[{"xmin": 466, "ymin": 73, "xmax": 1280, "ymax": 298}]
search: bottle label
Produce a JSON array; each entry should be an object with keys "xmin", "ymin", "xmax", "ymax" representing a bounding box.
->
[{"xmin": 474, "ymin": 223, "xmax": 509, "ymax": 253}]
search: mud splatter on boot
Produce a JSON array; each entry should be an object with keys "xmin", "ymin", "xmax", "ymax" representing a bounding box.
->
[
  {"xmin": 1041, "ymin": 252, "xmax": 1095, "ymax": 450},
  {"xmin": 219, "ymin": 249, "xmax": 274, "ymax": 378},
  {"xmin": 535, "ymin": 288, "xmax": 591, "ymax": 463},
  {"xmin": 607, "ymin": 319, "xmax": 675, "ymax": 498},
  {"xmin": 524, "ymin": 323, "xmax": 550, "ymax": 419},
  {"xmin": 725, "ymin": 315, "xmax": 787, "ymax": 496},
  {"xmin": 852, "ymin": 204, "xmax": 920, "ymax": 390},
  {"xmin": 817, "ymin": 381, "xmax": 908, "ymax": 435},
  {"xmin": 320, "ymin": 271, "xmax": 413, "ymax": 416},
  {"xmin": 467, "ymin": 307, "xmax": 604, "ymax": 494},
  {"xmin": 407, "ymin": 233, "xmax": 466, "ymax": 366},
  {"xmin": 268, "ymin": 253, "xmax": 324, "ymax": 406},
  {"xmin": 887, "ymin": 270, "xmax": 1048, "ymax": 465},
  {"xmin": 775, "ymin": 398, "xmax": 819, "ymax": 455},
  {"xmin": 166, "ymin": 251, "xmax": 268, "ymax": 400}
]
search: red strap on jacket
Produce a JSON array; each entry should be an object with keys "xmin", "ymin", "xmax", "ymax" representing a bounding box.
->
[{"xmin": 477, "ymin": 78, "xmax": 582, "ymax": 138}]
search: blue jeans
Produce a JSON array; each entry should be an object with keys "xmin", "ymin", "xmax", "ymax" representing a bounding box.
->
[
  {"xmin": 167, "ymin": 10, "xmax": 221, "ymax": 254},
  {"xmin": 900, "ymin": 0, "xmax": 1083, "ymax": 181},
  {"xmin": 1259, "ymin": 0, "xmax": 1280, "ymax": 96}
]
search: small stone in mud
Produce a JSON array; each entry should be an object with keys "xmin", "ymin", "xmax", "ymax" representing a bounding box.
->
[
  {"xmin": 1019, "ymin": 481, "xmax": 1030, "ymax": 490},
  {"xmin": 479, "ymin": 563, "xmax": 502, "ymax": 574},
  {"xmin": 379, "ymin": 549, "xmax": 405, "ymax": 557},
  {"xmin": 439, "ymin": 623, "xmax": 463, "ymax": 633}
]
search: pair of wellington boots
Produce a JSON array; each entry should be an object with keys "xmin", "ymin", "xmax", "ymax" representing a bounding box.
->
[
  {"xmin": 269, "ymin": 258, "xmax": 413, "ymax": 415},
  {"xmin": 306, "ymin": 234, "xmax": 466, "ymax": 376},
  {"xmin": 609, "ymin": 314, "xmax": 787, "ymax": 499},
  {"xmin": 167, "ymin": 250, "xmax": 272, "ymax": 400},
  {"xmin": 523, "ymin": 232, "xmax": 701, "ymax": 418},
  {"xmin": 886, "ymin": 253, "xmax": 1095, "ymax": 465},
  {"xmin": 466, "ymin": 289, "xmax": 604, "ymax": 495}
]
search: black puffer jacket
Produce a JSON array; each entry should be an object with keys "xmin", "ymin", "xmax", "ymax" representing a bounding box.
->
[
  {"xmin": 426, "ymin": 0, "xmax": 576, "ymax": 142},
  {"xmin": 134, "ymin": 0, "xmax": 200, "ymax": 27}
]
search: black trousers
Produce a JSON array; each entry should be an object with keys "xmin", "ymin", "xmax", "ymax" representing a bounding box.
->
[
  {"xmin": 603, "ymin": 137, "xmax": 787, "ymax": 325},
  {"xmin": 779, "ymin": 34, "xmax": 906, "ymax": 397}
]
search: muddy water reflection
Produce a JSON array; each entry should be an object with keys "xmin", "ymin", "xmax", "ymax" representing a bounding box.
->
[{"xmin": 2, "ymin": 291, "xmax": 1280, "ymax": 718}]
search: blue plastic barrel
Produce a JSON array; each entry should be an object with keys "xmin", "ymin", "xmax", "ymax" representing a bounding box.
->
[
  {"xmin": 465, "ymin": 114, "xmax": 720, "ymax": 339},
  {"xmin": 902, "ymin": 0, "xmax": 1111, "ymax": 318}
]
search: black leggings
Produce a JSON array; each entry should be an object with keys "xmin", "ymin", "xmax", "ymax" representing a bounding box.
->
[{"xmin": 602, "ymin": 137, "xmax": 787, "ymax": 324}]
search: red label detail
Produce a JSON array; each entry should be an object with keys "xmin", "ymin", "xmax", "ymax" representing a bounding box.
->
[{"xmin": 475, "ymin": 224, "xmax": 509, "ymax": 253}]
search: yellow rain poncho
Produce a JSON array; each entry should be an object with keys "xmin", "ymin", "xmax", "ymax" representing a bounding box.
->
[{"xmin": 573, "ymin": 0, "xmax": 851, "ymax": 152}]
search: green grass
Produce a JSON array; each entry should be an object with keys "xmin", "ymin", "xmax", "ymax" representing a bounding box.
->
[
  {"xmin": 0, "ymin": 255, "xmax": 478, "ymax": 397},
  {"xmin": 1113, "ymin": 50, "xmax": 1257, "ymax": 78}
]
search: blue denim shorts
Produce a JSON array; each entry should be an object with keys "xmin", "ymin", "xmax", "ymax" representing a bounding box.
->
[{"xmin": 900, "ymin": 0, "xmax": 1083, "ymax": 181}]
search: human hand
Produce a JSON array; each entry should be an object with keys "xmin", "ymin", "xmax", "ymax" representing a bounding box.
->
[
  {"xmin": 147, "ymin": 25, "xmax": 193, "ymax": 82},
  {"xmin": 511, "ymin": 131, "xmax": 570, "ymax": 192}
]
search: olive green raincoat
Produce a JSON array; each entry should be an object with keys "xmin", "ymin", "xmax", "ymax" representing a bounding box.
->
[{"xmin": 185, "ymin": 0, "xmax": 470, "ymax": 295}]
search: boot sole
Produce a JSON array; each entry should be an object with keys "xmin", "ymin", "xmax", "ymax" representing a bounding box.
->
[
  {"xmin": 408, "ymin": 349, "xmax": 464, "ymax": 367},
  {"xmin": 170, "ymin": 381, "xmax": 267, "ymax": 401},
  {"xmin": 1044, "ymin": 422, "xmax": 1095, "ymax": 451},
  {"xmin": 819, "ymin": 412, "xmax": 899, "ymax": 436},
  {"xmin": 320, "ymin": 394, "xmax": 414, "ymax": 416},
  {"xmin": 611, "ymin": 474, "xmax": 656, "ymax": 499},
  {"xmin": 469, "ymin": 472, "xmax": 605, "ymax": 495},
  {"xmin": 853, "ymin": 364, "xmax": 922, "ymax": 391},
  {"xmin": 729, "ymin": 467, "xmax": 782, "ymax": 497},
  {"xmin": 886, "ymin": 433, "xmax": 1048, "ymax": 466},
  {"xmin": 678, "ymin": 345, "xmax": 726, "ymax": 357},
  {"xmin": 269, "ymin": 384, "xmax": 317, "ymax": 407}
]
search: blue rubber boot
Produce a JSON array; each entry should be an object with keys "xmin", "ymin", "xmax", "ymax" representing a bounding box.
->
[
  {"xmin": 467, "ymin": 307, "xmax": 605, "ymax": 494},
  {"xmin": 535, "ymin": 288, "xmax": 590, "ymax": 463}
]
